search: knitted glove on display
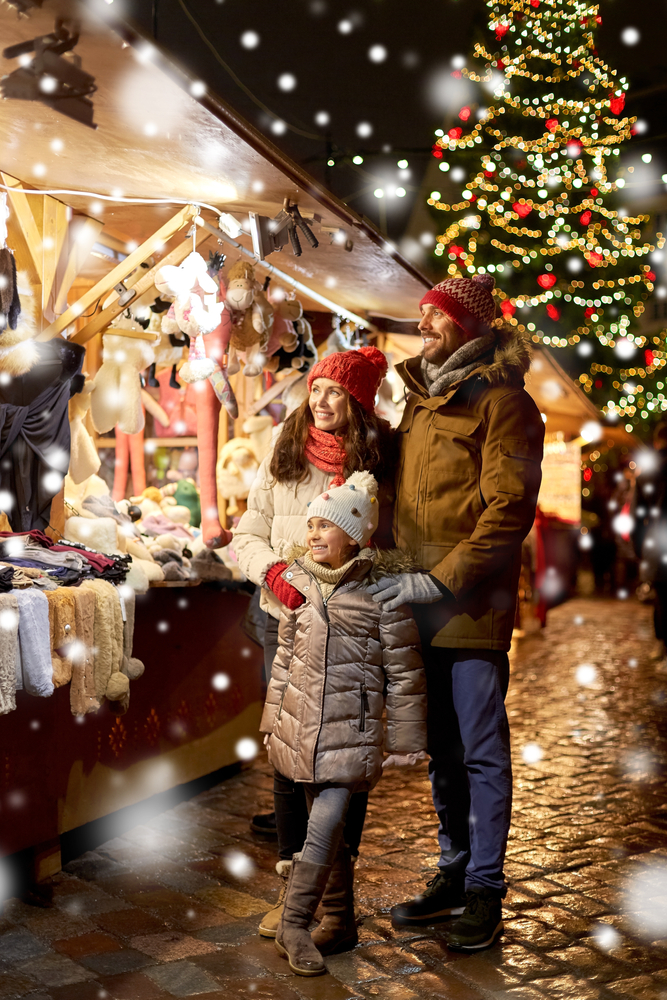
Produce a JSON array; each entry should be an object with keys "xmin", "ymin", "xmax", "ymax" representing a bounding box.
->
[
  {"xmin": 367, "ymin": 572, "xmax": 444, "ymax": 612},
  {"xmin": 265, "ymin": 563, "xmax": 305, "ymax": 610}
]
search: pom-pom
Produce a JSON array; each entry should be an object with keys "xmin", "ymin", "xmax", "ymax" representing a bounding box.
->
[
  {"xmin": 345, "ymin": 471, "xmax": 378, "ymax": 496},
  {"xmin": 472, "ymin": 273, "xmax": 495, "ymax": 292},
  {"xmin": 322, "ymin": 493, "xmax": 330, "ymax": 500},
  {"xmin": 358, "ymin": 345, "xmax": 388, "ymax": 378},
  {"xmin": 349, "ymin": 484, "xmax": 356, "ymax": 490}
]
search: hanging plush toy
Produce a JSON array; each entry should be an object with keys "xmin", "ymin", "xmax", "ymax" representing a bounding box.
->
[
  {"xmin": 154, "ymin": 252, "xmax": 224, "ymax": 384},
  {"xmin": 89, "ymin": 317, "xmax": 155, "ymax": 435},
  {"xmin": 0, "ymin": 270, "xmax": 38, "ymax": 375},
  {"xmin": 265, "ymin": 296, "xmax": 316, "ymax": 373},
  {"xmin": 216, "ymin": 436, "xmax": 263, "ymax": 516},
  {"xmin": 225, "ymin": 259, "xmax": 274, "ymax": 377}
]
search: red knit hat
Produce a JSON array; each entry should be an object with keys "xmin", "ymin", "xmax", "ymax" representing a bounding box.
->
[
  {"xmin": 307, "ymin": 346, "xmax": 388, "ymax": 413},
  {"xmin": 420, "ymin": 273, "xmax": 497, "ymax": 336}
]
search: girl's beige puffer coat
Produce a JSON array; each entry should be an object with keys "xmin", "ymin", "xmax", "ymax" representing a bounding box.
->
[
  {"xmin": 233, "ymin": 455, "xmax": 333, "ymax": 618},
  {"xmin": 260, "ymin": 549, "xmax": 428, "ymax": 790}
]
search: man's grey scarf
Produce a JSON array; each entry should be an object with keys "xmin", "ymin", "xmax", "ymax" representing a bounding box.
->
[{"xmin": 420, "ymin": 332, "xmax": 496, "ymax": 397}]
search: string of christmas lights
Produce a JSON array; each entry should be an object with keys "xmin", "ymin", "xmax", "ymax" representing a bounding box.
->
[{"xmin": 427, "ymin": 0, "xmax": 665, "ymax": 433}]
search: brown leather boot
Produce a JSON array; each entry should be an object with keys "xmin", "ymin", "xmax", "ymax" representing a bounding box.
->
[
  {"xmin": 311, "ymin": 847, "xmax": 358, "ymax": 955},
  {"xmin": 258, "ymin": 859, "xmax": 291, "ymax": 938},
  {"xmin": 275, "ymin": 857, "xmax": 330, "ymax": 976}
]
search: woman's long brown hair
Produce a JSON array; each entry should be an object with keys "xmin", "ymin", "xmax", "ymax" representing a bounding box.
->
[{"xmin": 269, "ymin": 394, "xmax": 398, "ymax": 487}]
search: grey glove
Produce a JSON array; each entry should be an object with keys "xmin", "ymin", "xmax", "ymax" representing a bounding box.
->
[
  {"xmin": 367, "ymin": 572, "xmax": 443, "ymax": 612},
  {"xmin": 382, "ymin": 750, "xmax": 429, "ymax": 770}
]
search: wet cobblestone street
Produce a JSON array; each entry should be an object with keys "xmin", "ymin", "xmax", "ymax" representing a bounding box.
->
[{"xmin": 1, "ymin": 597, "xmax": 666, "ymax": 1000}]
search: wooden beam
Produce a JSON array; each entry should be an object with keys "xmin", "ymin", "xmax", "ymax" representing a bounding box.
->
[
  {"xmin": 39, "ymin": 204, "xmax": 197, "ymax": 340},
  {"xmin": 67, "ymin": 236, "xmax": 195, "ymax": 346},
  {"xmin": 42, "ymin": 198, "xmax": 69, "ymax": 321},
  {"xmin": 52, "ymin": 216, "xmax": 104, "ymax": 317},
  {"xmin": 1, "ymin": 173, "xmax": 43, "ymax": 284}
]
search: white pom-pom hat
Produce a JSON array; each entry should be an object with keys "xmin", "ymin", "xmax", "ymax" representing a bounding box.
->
[{"xmin": 306, "ymin": 471, "xmax": 379, "ymax": 546}]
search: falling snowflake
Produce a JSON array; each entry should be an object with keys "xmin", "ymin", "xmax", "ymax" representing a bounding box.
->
[
  {"xmin": 224, "ymin": 850, "xmax": 255, "ymax": 879},
  {"xmin": 522, "ymin": 743, "xmax": 543, "ymax": 764}
]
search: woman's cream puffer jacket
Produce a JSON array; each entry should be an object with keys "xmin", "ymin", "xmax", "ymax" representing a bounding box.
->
[
  {"xmin": 233, "ymin": 454, "xmax": 334, "ymax": 618},
  {"xmin": 260, "ymin": 549, "xmax": 428, "ymax": 790}
]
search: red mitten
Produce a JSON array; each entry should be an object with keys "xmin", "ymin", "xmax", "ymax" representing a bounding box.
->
[{"xmin": 265, "ymin": 563, "xmax": 305, "ymax": 610}]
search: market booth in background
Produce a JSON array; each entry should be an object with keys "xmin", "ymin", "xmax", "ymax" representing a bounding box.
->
[{"xmin": 0, "ymin": 0, "xmax": 429, "ymax": 880}]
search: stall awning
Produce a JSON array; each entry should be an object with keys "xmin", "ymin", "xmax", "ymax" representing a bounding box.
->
[{"xmin": 0, "ymin": 0, "xmax": 430, "ymax": 324}]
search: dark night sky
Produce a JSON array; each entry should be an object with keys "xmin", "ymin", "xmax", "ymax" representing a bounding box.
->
[{"xmin": 121, "ymin": 0, "xmax": 667, "ymax": 247}]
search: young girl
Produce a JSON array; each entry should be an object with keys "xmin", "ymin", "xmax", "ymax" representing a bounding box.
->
[{"xmin": 260, "ymin": 471, "xmax": 427, "ymax": 977}]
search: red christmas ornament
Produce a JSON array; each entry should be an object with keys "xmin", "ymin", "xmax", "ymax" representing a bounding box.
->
[
  {"xmin": 501, "ymin": 300, "xmax": 516, "ymax": 318},
  {"xmin": 432, "ymin": 146, "xmax": 443, "ymax": 159},
  {"xmin": 567, "ymin": 140, "xmax": 583, "ymax": 156},
  {"xmin": 584, "ymin": 307, "xmax": 596, "ymax": 318},
  {"xmin": 596, "ymin": 15, "xmax": 602, "ymax": 24},
  {"xmin": 484, "ymin": 170, "xmax": 494, "ymax": 178},
  {"xmin": 458, "ymin": 106, "xmax": 471, "ymax": 122},
  {"xmin": 537, "ymin": 273, "xmax": 557, "ymax": 289},
  {"xmin": 451, "ymin": 69, "xmax": 462, "ymax": 79},
  {"xmin": 646, "ymin": 349, "xmax": 655, "ymax": 366},
  {"xmin": 590, "ymin": 187, "xmax": 598, "ymax": 196},
  {"xmin": 647, "ymin": 270, "xmax": 656, "ymax": 281},
  {"xmin": 546, "ymin": 304, "xmax": 560, "ymax": 321},
  {"xmin": 583, "ymin": 467, "xmax": 593, "ymax": 482},
  {"xmin": 580, "ymin": 210, "xmax": 592, "ymax": 226},
  {"xmin": 513, "ymin": 202, "xmax": 532, "ymax": 218},
  {"xmin": 495, "ymin": 22, "xmax": 509, "ymax": 39},
  {"xmin": 496, "ymin": 58, "xmax": 506, "ymax": 69},
  {"xmin": 545, "ymin": 118, "xmax": 559, "ymax": 133},
  {"xmin": 449, "ymin": 245, "xmax": 465, "ymax": 258},
  {"xmin": 609, "ymin": 93, "xmax": 625, "ymax": 115},
  {"xmin": 586, "ymin": 252, "xmax": 604, "ymax": 267},
  {"xmin": 572, "ymin": 59, "xmax": 581, "ymax": 70},
  {"xmin": 448, "ymin": 127, "xmax": 463, "ymax": 140},
  {"xmin": 530, "ymin": 0, "xmax": 539, "ymax": 6},
  {"xmin": 595, "ymin": 379, "xmax": 603, "ymax": 389}
]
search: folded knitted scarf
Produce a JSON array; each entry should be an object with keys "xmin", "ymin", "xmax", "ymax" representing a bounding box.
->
[
  {"xmin": 301, "ymin": 548, "xmax": 372, "ymax": 601},
  {"xmin": 303, "ymin": 425, "xmax": 346, "ymax": 486},
  {"xmin": 0, "ymin": 593, "xmax": 19, "ymax": 714},
  {"xmin": 13, "ymin": 589, "xmax": 53, "ymax": 698},
  {"xmin": 420, "ymin": 332, "xmax": 496, "ymax": 398}
]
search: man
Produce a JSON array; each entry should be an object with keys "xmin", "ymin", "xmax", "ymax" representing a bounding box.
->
[{"xmin": 369, "ymin": 273, "xmax": 544, "ymax": 950}]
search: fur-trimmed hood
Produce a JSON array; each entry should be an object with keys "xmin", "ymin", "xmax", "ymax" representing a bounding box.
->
[
  {"xmin": 284, "ymin": 543, "xmax": 422, "ymax": 584},
  {"xmin": 474, "ymin": 325, "xmax": 532, "ymax": 387}
]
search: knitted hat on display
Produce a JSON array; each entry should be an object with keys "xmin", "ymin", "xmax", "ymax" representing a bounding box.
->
[
  {"xmin": 307, "ymin": 471, "xmax": 379, "ymax": 546},
  {"xmin": 307, "ymin": 346, "xmax": 388, "ymax": 413},
  {"xmin": 420, "ymin": 273, "xmax": 497, "ymax": 337}
]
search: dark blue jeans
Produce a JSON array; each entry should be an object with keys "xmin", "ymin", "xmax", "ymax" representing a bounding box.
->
[{"xmin": 416, "ymin": 623, "xmax": 512, "ymax": 894}]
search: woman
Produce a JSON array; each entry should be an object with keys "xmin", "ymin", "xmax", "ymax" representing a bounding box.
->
[{"xmin": 233, "ymin": 346, "xmax": 397, "ymax": 951}]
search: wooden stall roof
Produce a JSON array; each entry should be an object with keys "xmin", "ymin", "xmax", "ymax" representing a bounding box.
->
[{"xmin": 0, "ymin": 0, "xmax": 430, "ymax": 321}]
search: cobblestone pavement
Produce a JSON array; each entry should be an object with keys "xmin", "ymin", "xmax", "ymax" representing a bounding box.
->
[{"xmin": 1, "ymin": 597, "xmax": 667, "ymax": 1000}]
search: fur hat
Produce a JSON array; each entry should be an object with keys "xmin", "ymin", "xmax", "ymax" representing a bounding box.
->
[
  {"xmin": 420, "ymin": 273, "xmax": 496, "ymax": 337},
  {"xmin": 307, "ymin": 346, "xmax": 387, "ymax": 413},
  {"xmin": 307, "ymin": 470, "xmax": 379, "ymax": 546}
]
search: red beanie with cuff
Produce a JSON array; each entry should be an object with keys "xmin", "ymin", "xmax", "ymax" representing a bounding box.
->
[
  {"xmin": 420, "ymin": 273, "xmax": 497, "ymax": 337},
  {"xmin": 307, "ymin": 346, "xmax": 388, "ymax": 413}
]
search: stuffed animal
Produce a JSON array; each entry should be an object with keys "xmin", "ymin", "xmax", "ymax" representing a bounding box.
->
[
  {"xmin": 264, "ymin": 297, "xmax": 315, "ymax": 373},
  {"xmin": 145, "ymin": 309, "xmax": 187, "ymax": 390},
  {"xmin": 69, "ymin": 587, "xmax": 99, "ymax": 716},
  {"xmin": 90, "ymin": 319, "xmax": 155, "ymax": 435},
  {"xmin": 45, "ymin": 588, "xmax": 78, "ymax": 688},
  {"xmin": 154, "ymin": 252, "xmax": 224, "ymax": 384},
  {"xmin": 323, "ymin": 314, "xmax": 354, "ymax": 356},
  {"xmin": 216, "ymin": 436, "xmax": 263, "ymax": 516},
  {"xmin": 225, "ymin": 259, "xmax": 274, "ymax": 377}
]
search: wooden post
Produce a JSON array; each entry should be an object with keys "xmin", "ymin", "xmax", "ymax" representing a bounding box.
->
[{"xmin": 217, "ymin": 401, "xmax": 229, "ymax": 532}]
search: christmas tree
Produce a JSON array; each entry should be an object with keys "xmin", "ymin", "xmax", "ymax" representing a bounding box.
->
[{"xmin": 427, "ymin": 0, "xmax": 664, "ymax": 435}]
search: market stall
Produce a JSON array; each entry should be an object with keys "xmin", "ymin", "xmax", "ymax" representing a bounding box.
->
[{"xmin": 0, "ymin": 0, "xmax": 430, "ymax": 877}]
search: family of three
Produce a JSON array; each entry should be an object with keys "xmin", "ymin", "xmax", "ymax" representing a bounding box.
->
[{"xmin": 234, "ymin": 272, "xmax": 545, "ymax": 977}]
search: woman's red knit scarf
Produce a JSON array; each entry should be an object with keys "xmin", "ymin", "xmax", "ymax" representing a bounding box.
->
[{"xmin": 304, "ymin": 425, "xmax": 346, "ymax": 486}]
